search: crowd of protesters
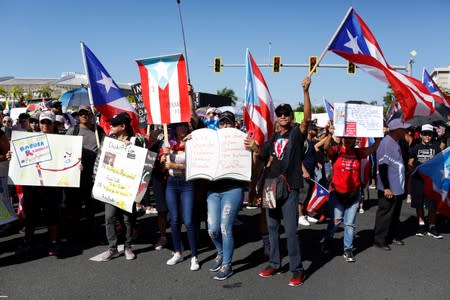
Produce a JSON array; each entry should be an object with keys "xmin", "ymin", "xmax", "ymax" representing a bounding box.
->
[{"xmin": 0, "ymin": 79, "xmax": 449, "ymax": 287}]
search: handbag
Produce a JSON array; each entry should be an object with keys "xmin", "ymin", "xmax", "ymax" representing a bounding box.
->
[{"xmin": 262, "ymin": 174, "xmax": 291, "ymax": 208}]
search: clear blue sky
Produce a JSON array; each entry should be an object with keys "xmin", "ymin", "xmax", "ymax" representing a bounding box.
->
[{"xmin": 1, "ymin": 0, "xmax": 449, "ymax": 108}]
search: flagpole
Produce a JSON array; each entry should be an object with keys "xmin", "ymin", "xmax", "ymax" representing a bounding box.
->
[
  {"xmin": 308, "ymin": 6, "xmax": 354, "ymax": 77},
  {"xmin": 176, "ymin": 0, "xmax": 191, "ymax": 83},
  {"xmin": 80, "ymin": 41, "xmax": 101, "ymax": 148}
]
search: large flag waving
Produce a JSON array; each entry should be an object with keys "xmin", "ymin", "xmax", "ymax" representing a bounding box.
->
[
  {"xmin": 328, "ymin": 8, "xmax": 438, "ymax": 121},
  {"xmin": 416, "ymin": 147, "xmax": 450, "ymax": 218},
  {"xmin": 324, "ymin": 98, "xmax": 334, "ymax": 122},
  {"xmin": 136, "ymin": 54, "xmax": 190, "ymax": 125},
  {"xmin": 422, "ymin": 68, "xmax": 450, "ymax": 108},
  {"xmin": 244, "ymin": 49, "xmax": 276, "ymax": 146},
  {"xmin": 81, "ymin": 43, "xmax": 139, "ymax": 134}
]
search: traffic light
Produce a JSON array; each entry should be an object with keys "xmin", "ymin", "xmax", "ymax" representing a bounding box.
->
[
  {"xmin": 273, "ymin": 56, "xmax": 281, "ymax": 72},
  {"xmin": 309, "ymin": 56, "xmax": 318, "ymax": 74},
  {"xmin": 347, "ymin": 61, "xmax": 356, "ymax": 74},
  {"xmin": 214, "ymin": 57, "xmax": 222, "ymax": 73}
]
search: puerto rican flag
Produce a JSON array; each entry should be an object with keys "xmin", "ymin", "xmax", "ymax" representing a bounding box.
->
[
  {"xmin": 422, "ymin": 68, "xmax": 450, "ymax": 108},
  {"xmin": 307, "ymin": 181, "xmax": 330, "ymax": 214},
  {"xmin": 82, "ymin": 43, "xmax": 140, "ymax": 134},
  {"xmin": 324, "ymin": 98, "xmax": 334, "ymax": 123},
  {"xmin": 416, "ymin": 147, "xmax": 450, "ymax": 218},
  {"xmin": 136, "ymin": 54, "xmax": 190, "ymax": 125},
  {"xmin": 244, "ymin": 49, "xmax": 276, "ymax": 146},
  {"xmin": 328, "ymin": 8, "xmax": 439, "ymax": 121}
]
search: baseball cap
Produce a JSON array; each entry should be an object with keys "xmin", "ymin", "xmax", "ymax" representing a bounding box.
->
[
  {"xmin": 421, "ymin": 124, "xmax": 434, "ymax": 132},
  {"xmin": 55, "ymin": 115, "xmax": 66, "ymax": 124},
  {"xmin": 219, "ymin": 111, "xmax": 235, "ymax": 124},
  {"xmin": 39, "ymin": 111, "xmax": 56, "ymax": 123},
  {"xmin": 78, "ymin": 105, "xmax": 92, "ymax": 114},
  {"xmin": 107, "ymin": 112, "xmax": 131, "ymax": 126},
  {"xmin": 275, "ymin": 103, "xmax": 293, "ymax": 116},
  {"xmin": 50, "ymin": 100, "xmax": 62, "ymax": 109},
  {"xmin": 388, "ymin": 119, "xmax": 410, "ymax": 131}
]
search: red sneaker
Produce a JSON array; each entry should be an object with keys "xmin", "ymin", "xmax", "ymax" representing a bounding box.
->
[
  {"xmin": 258, "ymin": 266, "xmax": 281, "ymax": 278},
  {"xmin": 288, "ymin": 271, "xmax": 305, "ymax": 287}
]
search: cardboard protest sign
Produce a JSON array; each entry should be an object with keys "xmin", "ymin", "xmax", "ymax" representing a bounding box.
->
[
  {"xmin": 92, "ymin": 137, "xmax": 151, "ymax": 212},
  {"xmin": 186, "ymin": 128, "xmax": 251, "ymax": 181},
  {"xmin": 131, "ymin": 83, "xmax": 148, "ymax": 128},
  {"xmin": 8, "ymin": 131, "xmax": 82, "ymax": 187},
  {"xmin": 334, "ymin": 103, "xmax": 383, "ymax": 137},
  {"xmin": 0, "ymin": 162, "xmax": 17, "ymax": 225}
]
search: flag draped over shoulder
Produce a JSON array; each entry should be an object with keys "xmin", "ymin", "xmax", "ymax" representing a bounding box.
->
[
  {"xmin": 324, "ymin": 98, "xmax": 334, "ymax": 122},
  {"xmin": 422, "ymin": 68, "xmax": 450, "ymax": 108},
  {"xmin": 416, "ymin": 148, "xmax": 450, "ymax": 218},
  {"xmin": 307, "ymin": 181, "xmax": 330, "ymax": 214},
  {"xmin": 244, "ymin": 49, "xmax": 276, "ymax": 146},
  {"xmin": 81, "ymin": 43, "xmax": 139, "ymax": 134},
  {"xmin": 136, "ymin": 54, "xmax": 190, "ymax": 125},
  {"xmin": 328, "ymin": 8, "xmax": 439, "ymax": 121}
]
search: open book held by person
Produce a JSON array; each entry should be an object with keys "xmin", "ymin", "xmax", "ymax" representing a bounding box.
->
[{"xmin": 185, "ymin": 128, "xmax": 251, "ymax": 181}]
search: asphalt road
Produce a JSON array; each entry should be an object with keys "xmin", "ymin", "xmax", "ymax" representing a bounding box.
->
[{"xmin": 1, "ymin": 192, "xmax": 450, "ymax": 299}]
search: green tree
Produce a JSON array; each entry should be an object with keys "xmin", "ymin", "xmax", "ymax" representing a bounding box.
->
[
  {"xmin": 294, "ymin": 103, "xmax": 304, "ymax": 112},
  {"xmin": 37, "ymin": 86, "xmax": 53, "ymax": 98},
  {"xmin": 0, "ymin": 85, "xmax": 7, "ymax": 99},
  {"xmin": 382, "ymin": 86, "xmax": 395, "ymax": 114},
  {"xmin": 313, "ymin": 105, "xmax": 325, "ymax": 113},
  {"xmin": 217, "ymin": 87, "xmax": 237, "ymax": 106},
  {"xmin": 10, "ymin": 85, "xmax": 23, "ymax": 100}
]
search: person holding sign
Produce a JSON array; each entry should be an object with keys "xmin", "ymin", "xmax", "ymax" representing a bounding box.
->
[
  {"xmin": 160, "ymin": 122, "xmax": 199, "ymax": 271},
  {"xmin": 98, "ymin": 112, "xmax": 142, "ymax": 262},
  {"xmin": 320, "ymin": 127, "xmax": 380, "ymax": 262}
]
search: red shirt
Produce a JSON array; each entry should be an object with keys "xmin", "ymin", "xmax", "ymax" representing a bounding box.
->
[{"xmin": 330, "ymin": 145, "xmax": 364, "ymax": 193}]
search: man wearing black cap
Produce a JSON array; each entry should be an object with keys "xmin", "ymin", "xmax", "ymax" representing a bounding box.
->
[{"xmin": 252, "ymin": 77, "xmax": 312, "ymax": 287}]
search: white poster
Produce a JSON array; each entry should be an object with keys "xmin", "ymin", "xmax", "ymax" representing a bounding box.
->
[
  {"xmin": 8, "ymin": 131, "xmax": 83, "ymax": 187},
  {"xmin": 0, "ymin": 162, "xmax": 17, "ymax": 225},
  {"xmin": 92, "ymin": 137, "xmax": 149, "ymax": 213},
  {"xmin": 334, "ymin": 103, "xmax": 384, "ymax": 137},
  {"xmin": 186, "ymin": 128, "xmax": 251, "ymax": 181}
]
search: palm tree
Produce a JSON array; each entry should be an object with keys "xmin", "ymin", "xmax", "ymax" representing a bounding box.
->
[
  {"xmin": 10, "ymin": 86, "xmax": 23, "ymax": 101},
  {"xmin": 0, "ymin": 86, "xmax": 7, "ymax": 99},
  {"xmin": 217, "ymin": 87, "xmax": 238, "ymax": 106},
  {"xmin": 37, "ymin": 86, "xmax": 53, "ymax": 98}
]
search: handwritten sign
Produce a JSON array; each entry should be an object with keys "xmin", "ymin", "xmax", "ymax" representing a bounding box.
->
[
  {"xmin": 131, "ymin": 83, "xmax": 148, "ymax": 128},
  {"xmin": 8, "ymin": 131, "xmax": 82, "ymax": 187},
  {"xmin": 0, "ymin": 162, "xmax": 17, "ymax": 225},
  {"xmin": 186, "ymin": 128, "xmax": 251, "ymax": 181},
  {"xmin": 92, "ymin": 137, "xmax": 150, "ymax": 212},
  {"xmin": 334, "ymin": 103, "xmax": 384, "ymax": 137}
]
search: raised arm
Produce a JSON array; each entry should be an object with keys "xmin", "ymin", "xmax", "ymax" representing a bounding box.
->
[{"xmin": 299, "ymin": 77, "xmax": 312, "ymax": 134}]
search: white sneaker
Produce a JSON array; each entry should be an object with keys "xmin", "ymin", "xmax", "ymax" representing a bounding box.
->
[
  {"xmin": 298, "ymin": 216, "xmax": 310, "ymax": 226},
  {"xmin": 359, "ymin": 208, "xmax": 365, "ymax": 214},
  {"xmin": 406, "ymin": 194, "xmax": 411, "ymax": 203},
  {"xmin": 190, "ymin": 257, "xmax": 200, "ymax": 271},
  {"xmin": 166, "ymin": 253, "xmax": 183, "ymax": 265},
  {"xmin": 306, "ymin": 216, "xmax": 318, "ymax": 223}
]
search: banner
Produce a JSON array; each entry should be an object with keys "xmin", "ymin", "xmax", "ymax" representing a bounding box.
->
[
  {"xmin": 333, "ymin": 103, "xmax": 383, "ymax": 137},
  {"xmin": 92, "ymin": 137, "xmax": 150, "ymax": 213},
  {"xmin": 131, "ymin": 83, "xmax": 148, "ymax": 128},
  {"xmin": 0, "ymin": 162, "xmax": 16, "ymax": 225},
  {"xmin": 8, "ymin": 131, "xmax": 83, "ymax": 187}
]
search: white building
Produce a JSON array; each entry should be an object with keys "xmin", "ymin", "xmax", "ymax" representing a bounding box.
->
[{"xmin": 430, "ymin": 66, "xmax": 450, "ymax": 91}]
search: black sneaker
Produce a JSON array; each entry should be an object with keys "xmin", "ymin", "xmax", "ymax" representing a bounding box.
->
[
  {"xmin": 416, "ymin": 225, "xmax": 427, "ymax": 237},
  {"xmin": 427, "ymin": 227, "xmax": 443, "ymax": 239},
  {"xmin": 343, "ymin": 249, "xmax": 355, "ymax": 262},
  {"xmin": 213, "ymin": 264, "xmax": 233, "ymax": 281},
  {"xmin": 209, "ymin": 255, "xmax": 223, "ymax": 272},
  {"xmin": 321, "ymin": 240, "xmax": 332, "ymax": 254}
]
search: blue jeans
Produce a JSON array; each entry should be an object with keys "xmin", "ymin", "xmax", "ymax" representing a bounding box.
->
[
  {"xmin": 207, "ymin": 187, "xmax": 243, "ymax": 266},
  {"xmin": 165, "ymin": 176, "xmax": 197, "ymax": 257},
  {"xmin": 266, "ymin": 190, "xmax": 303, "ymax": 273},
  {"xmin": 325, "ymin": 191, "xmax": 361, "ymax": 250}
]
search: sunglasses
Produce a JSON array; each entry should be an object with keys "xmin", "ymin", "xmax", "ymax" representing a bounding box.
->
[
  {"xmin": 40, "ymin": 120, "xmax": 52, "ymax": 125},
  {"xmin": 276, "ymin": 112, "xmax": 291, "ymax": 117},
  {"xmin": 219, "ymin": 120, "xmax": 232, "ymax": 126},
  {"xmin": 79, "ymin": 111, "xmax": 90, "ymax": 116}
]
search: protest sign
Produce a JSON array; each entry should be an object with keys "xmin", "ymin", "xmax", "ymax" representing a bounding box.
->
[
  {"xmin": 333, "ymin": 103, "xmax": 383, "ymax": 137},
  {"xmin": 0, "ymin": 162, "xmax": 17, "ymax": 225},
  {"xmin": 92, "ymin": 137, "xmax": 151, "ymax": 213},
  {"xmin": 135, "ymin": 150, "xmax": 157, "ymax": 203},
  {"xmin": 131, "ymin": 83, "xmax": 148, "ymax": 128},
  {"xmin": 8, "ymin": 131, "xmax": 82, "ymax": 187},
  {"xmin": 186, "ymin": 128, "xmax": 251, "ymax": 181},
  {"xmin": 10, "ymin": 107, "xmax": 28, "ymax": 121}
]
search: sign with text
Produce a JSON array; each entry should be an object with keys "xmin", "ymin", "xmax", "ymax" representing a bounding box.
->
[
  {"xmin": 186, "ymin": 128, "xmax": 251, "ymax": 181},
  {"xmin": 8, "ymin": 131, "xmax": 82, "ymax": 187},
  {"xmin": 92, "ymin": 137, "xmax": 150, "ymax": 213},
  {"xmin": 0, "ymin": 162, "xmax": 16, "ymax": 225},
  {"xmin": 334, "ymin": 103, "xmax": 383, "ymax": 137},
  {"xmin": 131, "ymin": 83, "xmax": 148, "ymax": 128}
]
